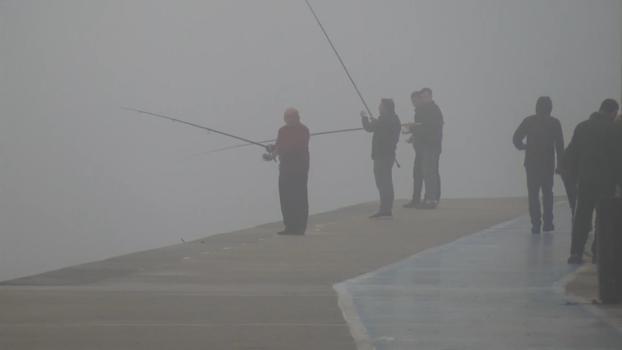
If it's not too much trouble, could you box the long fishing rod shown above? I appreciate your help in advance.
[303,0,373,118]
[304,1,400,168]
[197,121,412,156]
[122,107,270,151]
[196,127,368,156]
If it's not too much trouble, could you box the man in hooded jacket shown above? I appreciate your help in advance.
[513,96,565,234]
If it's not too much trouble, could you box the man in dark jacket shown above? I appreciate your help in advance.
[564,99,619,264]
[616,116,622,194]
[272,108,310,235]
[404,88,444,209]
[361,99,401,218]
[513,97,565,234]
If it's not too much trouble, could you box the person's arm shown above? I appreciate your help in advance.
[429,106,444,129]
[264,129,283,161]
[273,128,285,157]
[616,125,622,190]
[562,124,581,180]
[512,119,528,150]
[392,119,402,145]
[361,111,376,132]
[606,126,621,189]
[303,127,311,146]
[554,119,565,172]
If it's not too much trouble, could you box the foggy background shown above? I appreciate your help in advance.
[1,0,620,281]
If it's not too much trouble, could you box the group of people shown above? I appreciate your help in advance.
[269,88,444,235]
[513,97,622,265]
[359,88,445,218]
[270,91,621,268]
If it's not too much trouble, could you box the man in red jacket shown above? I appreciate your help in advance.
[270,108,310,235]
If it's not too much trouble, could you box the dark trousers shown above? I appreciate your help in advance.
[570,184,605,257]
[412,148,441,202]
[279,170,309,234]
[526,167,554,228]
[374,157,395,213]
[561,173,577,217]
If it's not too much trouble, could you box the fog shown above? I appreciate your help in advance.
[1,0,620,281]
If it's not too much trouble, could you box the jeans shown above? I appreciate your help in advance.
[412,148,441,202]
[526,167,554,228]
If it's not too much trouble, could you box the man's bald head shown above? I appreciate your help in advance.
[284,108,300,125]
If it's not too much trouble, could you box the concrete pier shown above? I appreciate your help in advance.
[1,198,618,349]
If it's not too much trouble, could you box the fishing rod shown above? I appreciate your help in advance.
[197,122,413,156]
[304,1,401,168]
[122,107,271,151]
[196,127,368,156]
[303,0,373,119]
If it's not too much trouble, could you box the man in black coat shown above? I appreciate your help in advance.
[361,99,401,218]
[564,99,619,264]
[513,97,565,234]
[404,88,444,209]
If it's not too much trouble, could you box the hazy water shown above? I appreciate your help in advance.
[1,0,620,281]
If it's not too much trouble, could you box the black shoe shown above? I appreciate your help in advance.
[567,255,584,265]
[369,212,392,219]
[420,200,439,210]
[543,224,555,232]
[278,230,304,236]
[403,200,420,209]
[531,226,541,235]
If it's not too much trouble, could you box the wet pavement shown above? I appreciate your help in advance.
[336,205,622,349]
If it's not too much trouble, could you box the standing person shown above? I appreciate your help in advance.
[404,88,444,209]
[361,99,401,218]
[565,99,619,264]
[403,90,424,208]
[270,108,310,235]
[616,115,622,196]
[513,97,564,234]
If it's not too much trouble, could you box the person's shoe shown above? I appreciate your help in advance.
[543,224,555,232]
[567,254,584,265]
[531,225,541,234]
[369,212,392,219]
[278,230,303,236]
[403,200,420,209]
[420,200,439,210]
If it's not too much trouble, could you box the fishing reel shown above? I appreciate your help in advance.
[262,153,276,162]
[262,144,277,162]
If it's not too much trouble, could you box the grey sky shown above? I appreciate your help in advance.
[0,0,620,281]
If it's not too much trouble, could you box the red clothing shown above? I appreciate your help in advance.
[276,122,310,172]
